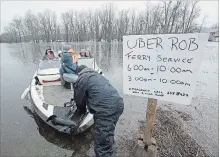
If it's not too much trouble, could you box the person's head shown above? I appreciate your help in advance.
[61,53,73,64]
[80,52,85,57]
[85,50,90,57]
[48,50,55,56]
[58,50,62,57]
[46,48,51,53]
[77,65,87,74]
[80,49,86,57]
[68,49,76,55]
[62,45,72,52]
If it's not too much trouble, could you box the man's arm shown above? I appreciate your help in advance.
[74,77,87,114]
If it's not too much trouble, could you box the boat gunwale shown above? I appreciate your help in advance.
[29,72,94,135]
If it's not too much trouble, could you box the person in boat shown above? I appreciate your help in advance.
[79,49,86,57]
[74,65,124,157]
[42,51,49,60]
[59,52,77,82]
[68,49,79,64]
[46,48,51,53]
[42,48,51,60]
[58,50,62,58]
[48,50,57,60]
[85,50,91,57]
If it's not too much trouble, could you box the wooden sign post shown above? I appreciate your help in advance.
[123,33,209,155]
[144,98,157,147]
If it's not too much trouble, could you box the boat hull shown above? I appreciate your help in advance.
[28,72,94,135]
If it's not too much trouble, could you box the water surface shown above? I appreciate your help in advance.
[0,42,218,156]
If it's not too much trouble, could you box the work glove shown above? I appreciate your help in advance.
[75,105,87,115]
[71,106,87,123]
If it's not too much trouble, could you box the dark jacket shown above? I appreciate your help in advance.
[74,68,124,118]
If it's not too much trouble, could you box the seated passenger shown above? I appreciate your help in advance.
[59,53,77,82]
[48,50,57,60]
[79,49,86,57]
[68,49,78,64]
[58,50,62,58]
[42,52,49,60]
[42,48,52,60]
[85,50,91,57]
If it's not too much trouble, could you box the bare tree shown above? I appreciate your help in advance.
[130,9,136,35]
[4,23,19,43]
[24,10,40,43]
[198,15,207,33]
[11,16,27,42]
[99,3,116,41]
[56,26,61,41]
[87,9,95,41]
[61,12,71,42]
[160,1,173,33]
[94,9,101,41]
[169,1,182,33]
[38,10,57,42]
[184,1,200,32]
[116,9,130,41]
[151,4,161,34]
[3,1,203,43]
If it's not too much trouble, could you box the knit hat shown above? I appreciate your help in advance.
[77,65,88,73]
[68,49,76,54]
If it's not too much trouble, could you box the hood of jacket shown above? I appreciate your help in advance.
[78,68,97,76]
[61,53,73,66]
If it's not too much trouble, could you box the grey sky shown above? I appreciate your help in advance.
[0,1,219,33]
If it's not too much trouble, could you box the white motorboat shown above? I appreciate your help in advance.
[21,57,103,135]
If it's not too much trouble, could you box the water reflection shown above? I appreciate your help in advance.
[23,106,93,156]
[7,42,123,156]
[7,42,123,71]
[7,43,43,64]
[1,42,218,156]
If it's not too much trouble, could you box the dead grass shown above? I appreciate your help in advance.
[138,107,207,157]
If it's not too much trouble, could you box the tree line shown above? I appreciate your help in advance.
[1,1,206,43]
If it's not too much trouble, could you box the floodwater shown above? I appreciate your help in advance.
[0,42,218,156]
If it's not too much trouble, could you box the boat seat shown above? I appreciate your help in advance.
[63,73,78,83]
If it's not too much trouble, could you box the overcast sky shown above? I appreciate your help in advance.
[0,1,219,33]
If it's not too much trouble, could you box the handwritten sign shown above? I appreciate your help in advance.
[123,33,208,105]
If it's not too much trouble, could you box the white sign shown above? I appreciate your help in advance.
[123,33,208,105]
